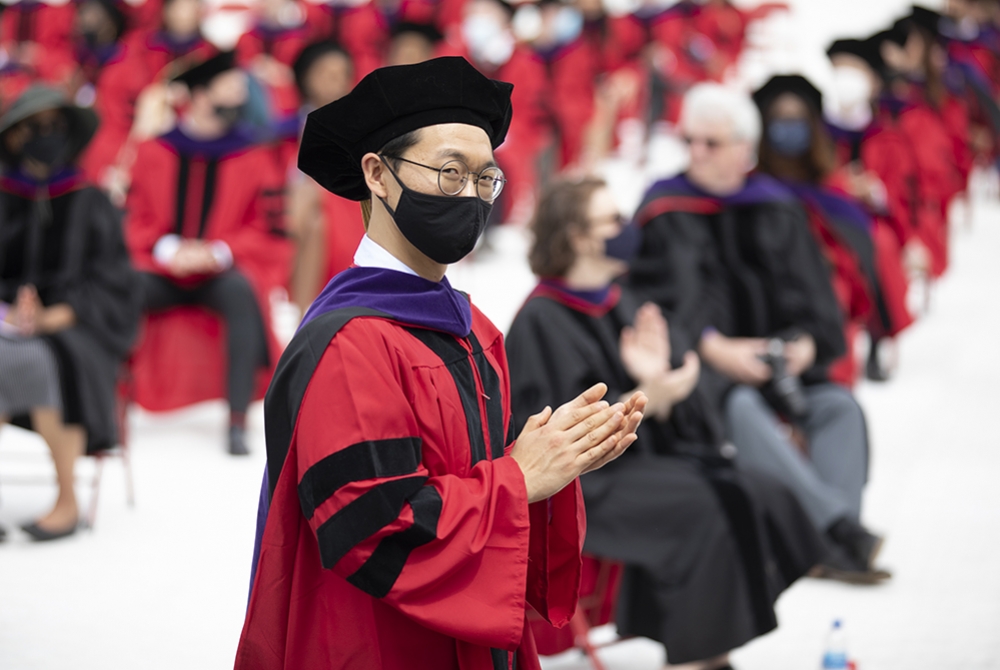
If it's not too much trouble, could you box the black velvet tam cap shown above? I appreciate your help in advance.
[827,37,885,75]
[753,74,823,117]
[173,51,238,91]
[298,56,514,201]
[908,6,943,36]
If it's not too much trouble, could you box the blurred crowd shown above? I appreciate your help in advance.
[1,0,999,664]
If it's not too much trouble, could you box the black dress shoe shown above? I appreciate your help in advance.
[809,543,892,585]
[21,520,78,542]
[229,425,250,456]
[828,518,884,570]
[0,524,7,542]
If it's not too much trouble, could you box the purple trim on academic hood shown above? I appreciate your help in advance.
[644,172,798,208]
[300,265,473,338]
[160,126,258,159]
[786,182,873,233]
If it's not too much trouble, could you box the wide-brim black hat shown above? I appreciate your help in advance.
[827,37,885,75]
[0,85,99,165]
[298,56,514,201]
[753,74,823,117]
[173,51,238,90]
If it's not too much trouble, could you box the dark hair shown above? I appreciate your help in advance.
[292,40,353,98]
[528,177,606,278]
[757,95,836,184]
[361,129,422,224]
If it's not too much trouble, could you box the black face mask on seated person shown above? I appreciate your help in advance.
[377,158,494,265]
[22,130,70,169]
[604,219,642,263]
[213,104,244,126]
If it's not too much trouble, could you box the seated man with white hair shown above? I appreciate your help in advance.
[626,83,890,584]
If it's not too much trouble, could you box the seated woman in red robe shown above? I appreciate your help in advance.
[0,87,141,542]
[125,53,291,455]
[753,74,893,386]
[0,0,78,100]
[282,40,365,312]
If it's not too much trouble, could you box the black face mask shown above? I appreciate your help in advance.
[604,220,642,263]
[23,131,70,168]
[213,104,243,126]
[378,159,493,265]
[80,29,102,50]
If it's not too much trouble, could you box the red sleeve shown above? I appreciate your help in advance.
[211,148,289,285]
[124,140,176,273]
[294,320,534,650]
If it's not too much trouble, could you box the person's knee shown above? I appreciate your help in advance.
[725,385,766,423]
[809,385,866,428]
[211,271,260,316]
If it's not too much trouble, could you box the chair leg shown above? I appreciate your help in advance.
[121,444,135,508]
[570,609,608,670]
[87,455,105,530]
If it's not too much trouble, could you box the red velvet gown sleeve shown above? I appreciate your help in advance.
[123,140,176,274]
[292,321,530,649]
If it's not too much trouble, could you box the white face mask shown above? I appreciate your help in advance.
[201,10,253,50]
[824,66,874,130]
[462,14,515,67]
[549,6,583,46]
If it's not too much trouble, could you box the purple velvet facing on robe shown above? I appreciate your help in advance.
[249,265,473,602]
[641,172,798,211]
[786,182,873,232]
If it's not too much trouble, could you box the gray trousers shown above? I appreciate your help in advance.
[725,383,868,531]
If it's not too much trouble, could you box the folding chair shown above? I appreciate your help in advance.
[528,555,627,670]
[85,368,135,529]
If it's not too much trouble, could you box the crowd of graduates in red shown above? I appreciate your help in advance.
[0,0,998,543]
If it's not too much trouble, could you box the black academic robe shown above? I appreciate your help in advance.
[0,170,142,452]
[506,284,824,664]
[628,174,846,408]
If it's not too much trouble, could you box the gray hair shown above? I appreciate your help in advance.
[679,83,762,145]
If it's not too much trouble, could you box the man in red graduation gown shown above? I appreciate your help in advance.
[125,52,290,455]
[235,57,646,670]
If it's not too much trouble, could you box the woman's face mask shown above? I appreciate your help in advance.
[767,118,812,158]
[378,158,494,265]
[22,129,70,168]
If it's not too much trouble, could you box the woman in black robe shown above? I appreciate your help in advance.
[506,177,825,669]
[0,86,141,541]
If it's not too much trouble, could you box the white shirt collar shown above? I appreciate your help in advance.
[353,235,419,277]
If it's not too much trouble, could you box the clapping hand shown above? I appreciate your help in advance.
[620,303,702,419]
[512,383,647,503]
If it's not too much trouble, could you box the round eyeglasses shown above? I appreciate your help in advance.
[383,155,506,202]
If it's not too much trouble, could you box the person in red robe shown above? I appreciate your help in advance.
[236,56,647,670]
[824,37,917,379]
[234,0,310,116]
[125,52,291,455]
[0,0,78,100]
[753,75,886,388]
[283,40,365,310]
[878,10,970,278]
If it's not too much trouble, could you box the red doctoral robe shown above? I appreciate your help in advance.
[236,269,585,670]
[124,128,291,411]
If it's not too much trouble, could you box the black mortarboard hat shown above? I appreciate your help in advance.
[293,40,352,97]
[908,6,943,36]
[827,37,885,75]
[298,56,514,201]
[390,21,444,44]
[173,51,238,91]
[753,74,823,117]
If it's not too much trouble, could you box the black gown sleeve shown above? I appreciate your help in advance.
[61,188,142,358]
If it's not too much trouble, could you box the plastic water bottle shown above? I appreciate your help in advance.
[822,619,848,669]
